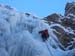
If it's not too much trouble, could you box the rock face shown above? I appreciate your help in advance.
[44,2,75,50]
[50,24,75,50]
[44,13,62,24]
[65,2,75,16]
[62,15,75,30]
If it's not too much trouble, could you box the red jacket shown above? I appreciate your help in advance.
[39,29,49,40]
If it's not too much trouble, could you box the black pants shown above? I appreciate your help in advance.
[41,34,49,41]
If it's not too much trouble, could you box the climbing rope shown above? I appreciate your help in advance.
[45,39,54,56]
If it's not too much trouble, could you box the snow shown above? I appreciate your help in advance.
[0,4,75,56]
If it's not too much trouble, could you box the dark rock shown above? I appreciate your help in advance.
[61,16,75,30]
[65,2,75,16]
[25,13,30,17]
[52,25,75,49]
[44,13,62,24]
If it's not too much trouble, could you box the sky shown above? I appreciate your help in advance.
[0,0,75,17]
